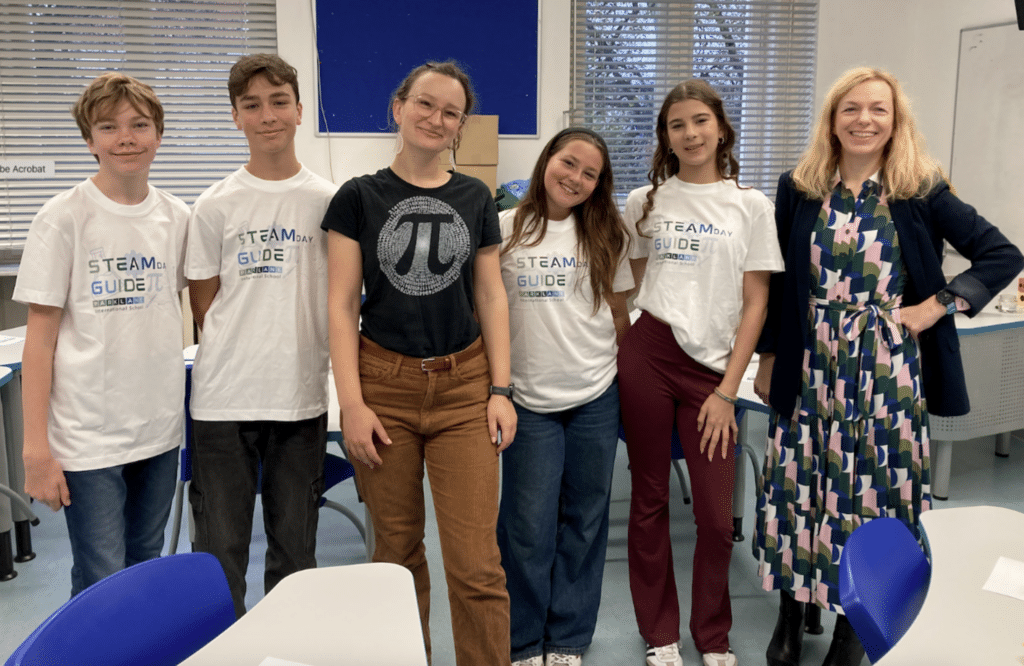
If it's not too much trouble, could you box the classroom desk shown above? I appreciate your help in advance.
[733,360,769,539]
[0,365,20,580]
[930,307,1024,499]
[0,327,36,577]
[876,506,1024,665]
[180,562,428,666]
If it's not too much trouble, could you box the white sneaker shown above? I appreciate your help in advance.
[701,651,737,666]
[646,643,682,666]
[546,654,582,666]
[512,657,543,666]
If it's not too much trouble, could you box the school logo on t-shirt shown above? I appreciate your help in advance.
[235,223,316,280]
[378,195,471,296]
[650,218,729,268]
[88,248,168,311]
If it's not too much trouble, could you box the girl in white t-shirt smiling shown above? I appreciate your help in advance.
[618,80,784,666]
[496,128,633,666]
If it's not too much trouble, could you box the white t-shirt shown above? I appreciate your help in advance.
[185,166,336,421]
[499,209,634,412]
[625,177,784,373]
[13,179,188,472]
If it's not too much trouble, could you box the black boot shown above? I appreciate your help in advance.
[821,615,866,666]
[766,589,804,666]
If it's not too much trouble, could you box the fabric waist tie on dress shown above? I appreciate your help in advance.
[812,297,905,417]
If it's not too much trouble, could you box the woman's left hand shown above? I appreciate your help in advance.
[487,394,517,453]
[697,391,738,461]
[899,296,947,339]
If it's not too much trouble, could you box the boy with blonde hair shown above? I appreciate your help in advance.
[16,72,188,596]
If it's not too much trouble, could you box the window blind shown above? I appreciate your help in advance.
[570,1,818,201]
[0,0,277,272]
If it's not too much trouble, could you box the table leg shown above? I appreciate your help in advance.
[0,393,15,580]
[364,504,374,562]
[0,530,15,581]
[1,375,33,560]
[14,520,34,562]
[732,448,745,542]
[732,410,750,542]
[932,439,952,501]
[994,432,1011,458]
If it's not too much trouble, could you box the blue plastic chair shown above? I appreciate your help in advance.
[5,552,235,666]
[838,516,931,663]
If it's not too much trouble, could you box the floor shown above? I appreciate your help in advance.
[2,427,1023,665]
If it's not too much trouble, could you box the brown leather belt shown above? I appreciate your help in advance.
[359,336,484,372]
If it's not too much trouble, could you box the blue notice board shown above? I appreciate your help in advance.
[314,1,539,136]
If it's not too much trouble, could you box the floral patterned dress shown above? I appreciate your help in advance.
[753,176,932,611]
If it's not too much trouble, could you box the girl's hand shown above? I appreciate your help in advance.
[697,391,738,461]
[341,403,391,469]
[753,353,774,404]
[487,395,517,453]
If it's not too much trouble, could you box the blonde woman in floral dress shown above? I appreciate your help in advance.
[753,67,1022,666]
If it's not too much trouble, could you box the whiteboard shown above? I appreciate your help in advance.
[948,21,1024,275]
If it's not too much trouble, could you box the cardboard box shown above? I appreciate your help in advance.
[455,115,498,165]
[456,164,498,195]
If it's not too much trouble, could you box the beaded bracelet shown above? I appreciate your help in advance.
[713,387,738,405]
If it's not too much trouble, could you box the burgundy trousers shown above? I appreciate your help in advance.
[618,312,735,654]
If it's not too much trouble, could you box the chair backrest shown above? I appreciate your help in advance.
[6,552,235,666]
[838,517,931,663]
[322,451,356,499]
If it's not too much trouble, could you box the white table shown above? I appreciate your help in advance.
[180,562,428,666]
[876,506,1024,665]
[930,307,1024,499]
[0,365,19,579]
[0,327,35,577]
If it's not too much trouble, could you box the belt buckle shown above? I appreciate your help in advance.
[421,357,436,372]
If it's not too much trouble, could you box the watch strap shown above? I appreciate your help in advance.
[936,289,958,315]
[489,385,514,398]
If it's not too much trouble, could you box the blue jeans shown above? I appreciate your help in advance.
[189,414,327,618]
[63,446,178,597]
[497,381,620,661]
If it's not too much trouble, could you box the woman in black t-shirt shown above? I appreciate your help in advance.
[321,61,515,666]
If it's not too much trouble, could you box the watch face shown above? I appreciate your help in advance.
[936,289,955,305]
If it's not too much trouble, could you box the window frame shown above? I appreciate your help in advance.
[0,0,278,273]
[570,0,819,202]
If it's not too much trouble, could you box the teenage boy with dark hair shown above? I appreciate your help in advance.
[185,53,336,617]
[16,72,189,596]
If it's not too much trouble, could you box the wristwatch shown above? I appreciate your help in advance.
[935,288,958,316]
[489,384,514,399]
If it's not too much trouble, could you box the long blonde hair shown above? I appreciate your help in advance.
[792,67,944,200]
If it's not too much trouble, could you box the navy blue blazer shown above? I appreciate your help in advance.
[758,172,1023,417]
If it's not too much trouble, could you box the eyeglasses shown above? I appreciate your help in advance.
[409,94,467,126]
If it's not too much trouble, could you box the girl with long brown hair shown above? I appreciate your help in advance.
[496,128,632,666]
[618,79,784,666]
